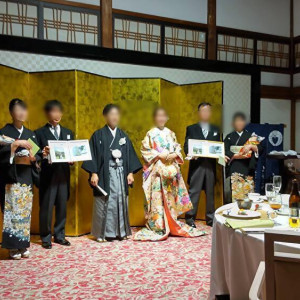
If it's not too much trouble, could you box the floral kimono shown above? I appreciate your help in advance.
[134,127,205,241]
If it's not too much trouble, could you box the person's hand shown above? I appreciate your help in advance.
[166,153,177,163]
[29,150,36,162]
[127,173,134,185]
[233,153,248,160]
[225,155,230,163]
[240,145,252,155]
[42,146,50,158]
[90,173,99,187]
[12,140,32,151]
[159,152,169,162]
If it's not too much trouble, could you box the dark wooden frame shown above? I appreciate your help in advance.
[264,232,300,300]
[0,34,261,123]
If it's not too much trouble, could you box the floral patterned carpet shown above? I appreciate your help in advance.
[0,222,212,300]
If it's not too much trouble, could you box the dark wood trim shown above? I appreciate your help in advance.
[101,0,113,48]
[207,0,216,60]
[291,100,296,149]
[261,86,292,99]
[293,87,300,99]
[42,0,100,10]
[0,34,261,123]
[265,233,300,300]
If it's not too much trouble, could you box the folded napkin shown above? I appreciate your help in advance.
[225,218,274,229]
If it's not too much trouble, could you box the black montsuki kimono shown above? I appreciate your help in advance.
[224,130,261,178]
[82,125,142,239]
[0,124,40,249]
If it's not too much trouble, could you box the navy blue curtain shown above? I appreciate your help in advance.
[246,123,284,193]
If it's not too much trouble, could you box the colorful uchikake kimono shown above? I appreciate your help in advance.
[134,127,205,241]
[0,124,39,249]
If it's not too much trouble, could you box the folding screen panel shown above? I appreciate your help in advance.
[0,65,223,235]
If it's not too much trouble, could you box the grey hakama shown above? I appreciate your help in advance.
[92,160,131,239]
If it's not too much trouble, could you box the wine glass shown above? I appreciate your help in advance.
[265,183,275,202]
[269,193,282,211]
[273,175,282,195]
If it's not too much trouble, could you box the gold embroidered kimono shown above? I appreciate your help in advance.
[134,127,205,241]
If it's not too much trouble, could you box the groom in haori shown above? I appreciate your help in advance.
[82,104,142,242]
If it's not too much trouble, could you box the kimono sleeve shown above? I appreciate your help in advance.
[171,131,184,164]
[127,138,142,174]
[224,134,234,158]
[81,132,99,174]
[141,132,160,165]
[0,145,12,164]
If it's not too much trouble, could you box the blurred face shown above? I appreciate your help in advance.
[46,106,63,126]
[154,109,168,128]
[198,105,211,123]
[105,108,120,128]
[233,117,246,132]
[10,104,28,123]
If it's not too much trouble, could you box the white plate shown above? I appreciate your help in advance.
[223,209,261,219]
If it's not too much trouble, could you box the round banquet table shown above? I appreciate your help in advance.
[209,196,300,300]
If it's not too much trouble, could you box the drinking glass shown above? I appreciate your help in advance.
[273,175,282,195]
[265,183,275,202]
[269,193,282,211]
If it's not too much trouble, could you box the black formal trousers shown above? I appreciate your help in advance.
[185,160,215,226]
[39,165,68,243]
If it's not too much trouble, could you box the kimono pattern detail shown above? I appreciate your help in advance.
[134,127,205,241]
[231,172,254,201]
[3,183,33,244]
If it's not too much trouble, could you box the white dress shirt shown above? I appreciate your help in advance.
[49,124,61,139]
[14,125,24,138]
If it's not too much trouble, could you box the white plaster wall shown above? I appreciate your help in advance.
[260,99,291,150]
[112,0,207,23]
[217,0,290,37]
[261,72,290,87]
[294,0,300,36]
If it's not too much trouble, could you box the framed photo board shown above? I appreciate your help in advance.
[188,139,225,159]
[48,139,92,163]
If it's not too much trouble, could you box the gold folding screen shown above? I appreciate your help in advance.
[0,65,223,236]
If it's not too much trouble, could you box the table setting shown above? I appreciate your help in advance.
[209,175,300,300]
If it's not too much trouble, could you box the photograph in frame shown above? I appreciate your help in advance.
[48,140,71,163]
[69,140,92,162]
[188,139,225,159]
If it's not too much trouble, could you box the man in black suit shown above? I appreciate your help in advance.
[184,102,220,227]
[35,100,73,249]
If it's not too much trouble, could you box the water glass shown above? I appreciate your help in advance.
[273,175,282,195]
[265,183,275,202]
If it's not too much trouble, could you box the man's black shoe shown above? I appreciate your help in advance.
[186,218,197,228]
[42,242,52,249]
[54,239,71,246]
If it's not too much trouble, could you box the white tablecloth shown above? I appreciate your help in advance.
[209,196,300,300]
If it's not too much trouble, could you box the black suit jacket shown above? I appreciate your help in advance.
[184,123,221,184]
[35,124,74,200]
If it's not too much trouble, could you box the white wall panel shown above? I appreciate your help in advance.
[261,99,291,150]
[295,0,300,37]
[294,73,300,87]
[112,0,207,23]
[217,0,290,37]
[261,72,290,87]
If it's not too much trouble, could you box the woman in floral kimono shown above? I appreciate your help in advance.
[0,99,39,259]
[134,108,205,241]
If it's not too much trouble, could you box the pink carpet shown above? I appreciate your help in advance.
[0,223,212,299]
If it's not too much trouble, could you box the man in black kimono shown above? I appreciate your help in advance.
[82,104,142,242]
[35,100,74,249]
[184,102,220,227]
[224,112,261,203]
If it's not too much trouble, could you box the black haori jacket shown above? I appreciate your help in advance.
[82,125,142,197]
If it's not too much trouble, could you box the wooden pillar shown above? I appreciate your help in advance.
[101,0,113,48]
[207,0,217,60]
